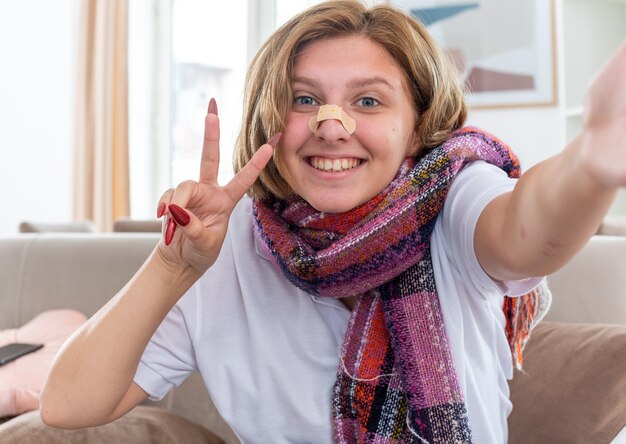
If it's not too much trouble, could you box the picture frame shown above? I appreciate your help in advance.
[388,0,557,108]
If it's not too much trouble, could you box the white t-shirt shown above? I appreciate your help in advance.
[134,161,543,444]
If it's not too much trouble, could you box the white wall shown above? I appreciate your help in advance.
[467,107,563,172]
[0,0,77,235]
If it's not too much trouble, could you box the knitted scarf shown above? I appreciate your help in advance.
[252,127,550,443]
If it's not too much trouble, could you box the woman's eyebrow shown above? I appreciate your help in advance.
[348,77,396,91]
[291,76,320,88]
[291,76,396,91]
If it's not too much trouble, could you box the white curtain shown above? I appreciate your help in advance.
[73,0,129,231]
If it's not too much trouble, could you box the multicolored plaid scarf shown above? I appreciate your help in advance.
[252,127,550,443]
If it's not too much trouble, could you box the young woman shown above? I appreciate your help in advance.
[41,1,626,443]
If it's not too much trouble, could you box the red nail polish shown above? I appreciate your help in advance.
[169,204,190,226]
[165,219,176,246]
[208,98,218,116]
[157,203,166,218]
[266,132,282,148]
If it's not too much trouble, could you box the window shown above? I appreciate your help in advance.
[129,0,377,219]
[170,0,249,187]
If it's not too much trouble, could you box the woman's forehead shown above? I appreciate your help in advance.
[291,36,405,84]
[290,36,410,95]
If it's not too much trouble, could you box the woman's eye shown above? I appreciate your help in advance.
[294,96,317,106]
[357,97,379,107]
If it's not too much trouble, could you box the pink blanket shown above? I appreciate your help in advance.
[0,310,86,417]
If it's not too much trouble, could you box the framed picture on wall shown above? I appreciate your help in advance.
[388,0,557,108]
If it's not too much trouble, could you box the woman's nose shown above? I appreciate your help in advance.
[313,118,352,143]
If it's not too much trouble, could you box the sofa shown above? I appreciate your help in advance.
[1,231,626,443]
[0,233,237,443]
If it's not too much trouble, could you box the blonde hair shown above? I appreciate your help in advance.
[234,0,467,200]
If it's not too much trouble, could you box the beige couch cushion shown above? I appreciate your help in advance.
[547,235,626,325]
[0,406,224,443]
[508,321,626,443]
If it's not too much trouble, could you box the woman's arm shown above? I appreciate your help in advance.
[475,43,626,281]
[40,99,276,429]
[40,250,200,428]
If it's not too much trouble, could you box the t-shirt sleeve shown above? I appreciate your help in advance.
[438,160,544,298]
[133,287,199,401]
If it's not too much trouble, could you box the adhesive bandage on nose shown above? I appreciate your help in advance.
[308,104,356,135]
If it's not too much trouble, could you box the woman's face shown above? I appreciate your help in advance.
[279,35,418,213]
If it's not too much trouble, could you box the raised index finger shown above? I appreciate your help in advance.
[224,134,281,203]
[199,98,220,184]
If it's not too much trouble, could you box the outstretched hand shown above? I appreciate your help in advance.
[580,42,626,188]
[156,98,279,274]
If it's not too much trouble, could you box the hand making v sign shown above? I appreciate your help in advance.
[156,98,279,275]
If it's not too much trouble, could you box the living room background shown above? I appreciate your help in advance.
[1,0,624,234]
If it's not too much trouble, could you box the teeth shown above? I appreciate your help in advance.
[310,156,361,172]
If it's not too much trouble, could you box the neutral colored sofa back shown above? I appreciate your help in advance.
[7,232,624,329]
[546,234,626,325]
[1,234,157,329]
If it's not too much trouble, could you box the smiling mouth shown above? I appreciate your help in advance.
[308,156,362,172]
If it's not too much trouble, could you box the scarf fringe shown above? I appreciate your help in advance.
[504,281,552,370]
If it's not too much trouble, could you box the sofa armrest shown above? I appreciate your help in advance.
[18,221,95,233]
